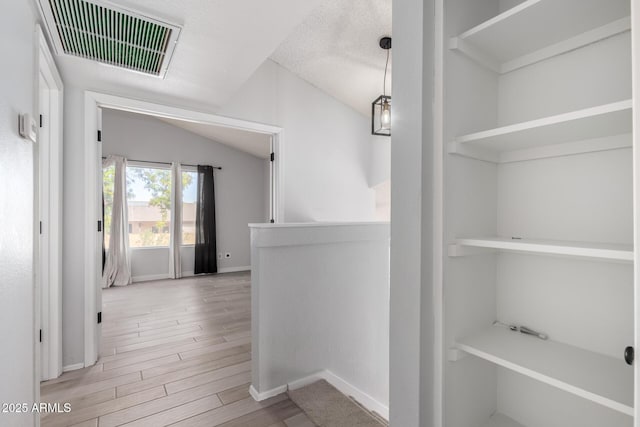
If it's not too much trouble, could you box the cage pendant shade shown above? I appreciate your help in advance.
[372,36,392,136]
[372,95,391,136]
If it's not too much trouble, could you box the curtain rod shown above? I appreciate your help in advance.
[102,157,222,170]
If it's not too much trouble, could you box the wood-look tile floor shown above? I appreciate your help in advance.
[41,272,315,427]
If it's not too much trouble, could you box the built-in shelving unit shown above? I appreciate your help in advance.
[449,100,632,163]
[449,0,630,73]
[449,237,633,262]
[441,0,635,425]
[456,326,633,416]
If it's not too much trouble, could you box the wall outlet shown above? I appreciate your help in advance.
[217,253,223,260]
[225,253,231,258]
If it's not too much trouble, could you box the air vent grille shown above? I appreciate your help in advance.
[39,0,181,77]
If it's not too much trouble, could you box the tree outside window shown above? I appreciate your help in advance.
[103,164,194,249]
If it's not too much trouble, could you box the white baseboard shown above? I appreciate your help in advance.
[132,273,172,283]
[319,370,389,421]
[218,266,251,273]
[252,370,389,421]
[182,266,250,276]
[249,384,287,401]
[62,363,84,372]
[171,265,251,277]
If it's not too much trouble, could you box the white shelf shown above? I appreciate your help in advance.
[449,101,632,163]
[484,413,524,427]
[449,0,630,73]
[449,237,633,262]
[456,326,633,416]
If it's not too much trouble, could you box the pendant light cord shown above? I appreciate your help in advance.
[383,48,390,97]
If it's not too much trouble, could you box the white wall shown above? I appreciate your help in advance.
[499,0,524,13]
[0,1,38,425]
[370,135,391,221]
[250,223,389,417]
[498,32,630,126]
[102,109,268,279]
[61,59,378,366]
[374,180,391,221]
[389,0,436,425]
[220,60,376,222]
[370,135,391,187]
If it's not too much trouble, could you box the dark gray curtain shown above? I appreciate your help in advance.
[194,165,217,274]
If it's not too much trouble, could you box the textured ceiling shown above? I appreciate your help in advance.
[159,117,271,159]
[44,0,323,108]
[270,0,392,117]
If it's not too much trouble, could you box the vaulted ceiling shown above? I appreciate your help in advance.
[48,0,391,117]
[159,117,271,159]
[270,0,392,117]
[50,0,325,108]
[46,0,392,154]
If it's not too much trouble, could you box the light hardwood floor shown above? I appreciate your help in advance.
[41,272,314,427]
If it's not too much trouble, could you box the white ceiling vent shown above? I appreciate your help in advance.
[38,0,181,78]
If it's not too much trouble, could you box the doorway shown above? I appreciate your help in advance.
[100,108,274,282]
[83,92,283,366]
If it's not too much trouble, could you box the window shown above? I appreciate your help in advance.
[182,170,197,245]
[104,163,198,248]
[126,165,172,248]
[102,164,115,250]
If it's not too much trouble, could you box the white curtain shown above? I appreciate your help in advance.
[102,155,132,288]
[169,162,182,279]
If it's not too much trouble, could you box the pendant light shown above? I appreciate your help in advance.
[372,36,392,136]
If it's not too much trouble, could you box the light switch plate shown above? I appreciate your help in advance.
[18,114,37,143]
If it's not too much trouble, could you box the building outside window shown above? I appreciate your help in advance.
[103,163,197,249]
[126,165,172,248]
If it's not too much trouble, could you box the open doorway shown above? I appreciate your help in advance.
[83,92,283,367]
[100,108,274,283]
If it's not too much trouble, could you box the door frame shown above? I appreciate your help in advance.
[632,1,640,424]
[83,91,284,366]
[35,25,64,382]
